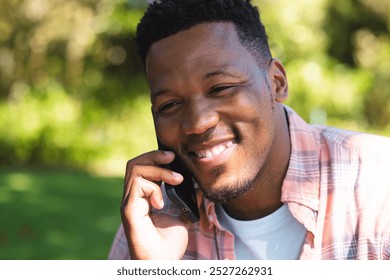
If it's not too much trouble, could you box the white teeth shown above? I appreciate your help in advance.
[195,141,233,159]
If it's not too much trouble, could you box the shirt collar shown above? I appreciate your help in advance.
[281,105,320,211]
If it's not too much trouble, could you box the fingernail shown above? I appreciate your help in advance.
[163,150,174,156]
[172,171,182,177]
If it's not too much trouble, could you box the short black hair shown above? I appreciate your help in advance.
[135,0,272,68]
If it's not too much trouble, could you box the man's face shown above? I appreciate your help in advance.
[147,22,283,203]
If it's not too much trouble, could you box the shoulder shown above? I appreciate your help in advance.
[316,125,390,148]
[313,125,390,162]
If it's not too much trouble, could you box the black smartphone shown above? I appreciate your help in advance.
[157,140,200,223]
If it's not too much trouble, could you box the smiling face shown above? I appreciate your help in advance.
[147,22,288,204]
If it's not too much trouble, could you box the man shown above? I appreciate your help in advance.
[109,0,390,260]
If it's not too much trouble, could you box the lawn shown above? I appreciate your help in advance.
[0,168,124,259]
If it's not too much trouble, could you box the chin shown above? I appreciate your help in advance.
[199,178,254,204]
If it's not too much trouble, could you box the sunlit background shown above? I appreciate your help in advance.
[0,0,389,259]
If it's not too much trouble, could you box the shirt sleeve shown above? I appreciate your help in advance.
[108,224,130,260]
[383,236,390,260]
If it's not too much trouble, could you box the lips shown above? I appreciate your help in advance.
[194,140,234,159]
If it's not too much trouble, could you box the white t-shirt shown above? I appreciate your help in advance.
[215,203,306,260]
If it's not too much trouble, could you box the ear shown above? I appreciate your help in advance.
[268,58,288,102]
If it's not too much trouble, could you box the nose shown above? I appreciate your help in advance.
[181,99,219,135]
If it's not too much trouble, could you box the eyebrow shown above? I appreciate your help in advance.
[202,68,242,80]
[150,88,170,103]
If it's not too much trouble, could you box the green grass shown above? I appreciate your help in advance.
[0,168,123,259]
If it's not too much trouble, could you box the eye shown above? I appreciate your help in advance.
[207,84,238,96]
[157,100,182,113]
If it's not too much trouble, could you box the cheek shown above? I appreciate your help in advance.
[233,85,273,116]
[154,119,180,150]
[234,93,276,161]
[232,91,275,135]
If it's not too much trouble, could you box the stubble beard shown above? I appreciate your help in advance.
[198,164,256,204]
[201,178,255,204]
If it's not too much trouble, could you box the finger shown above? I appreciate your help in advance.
[121,179,156,225]
[122,165,183,209]
[131,164,183,185]
[122,176,163,214]
[124,150,175,182]
[122,165,183,200]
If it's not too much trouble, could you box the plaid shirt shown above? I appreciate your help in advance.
[109,106,390,260]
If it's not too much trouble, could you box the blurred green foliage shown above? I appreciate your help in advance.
[0,0,154,174]
[1,0,390,175]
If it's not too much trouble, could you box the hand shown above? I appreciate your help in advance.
[120,150,191,259]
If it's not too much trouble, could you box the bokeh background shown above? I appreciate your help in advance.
[0,0,389,259]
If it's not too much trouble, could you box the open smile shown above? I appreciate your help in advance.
[190,139,238,166]
[194,140,234,159]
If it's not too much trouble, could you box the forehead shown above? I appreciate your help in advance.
[146,22,246,76]
[146,22,257,100]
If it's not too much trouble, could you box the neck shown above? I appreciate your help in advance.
[222,105,291,220]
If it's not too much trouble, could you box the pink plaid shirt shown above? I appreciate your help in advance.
[109,106,390,260]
